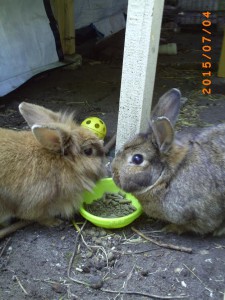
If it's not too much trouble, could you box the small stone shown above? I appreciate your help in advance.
[88,275,103,289]
[51,283,65,294]
[7,246,13,254]
[174,267,183,274]
[181,269,189,277]
[109,260,115,267]
[88,229,95,236]
[107,252,115,261]
[140,270,149,277]
[93,230,100,238]
[95,238,103,245]
[92,256,100,266]
[181,281,187,288]
[99,229,107,237]
[101,240,108,247]
[96,261,105,270]
[86,251,93,258]
[82,265,91,273]
[114,234,121,241]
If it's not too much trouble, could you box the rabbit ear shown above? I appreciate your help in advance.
[151,88,181,126]
[152,117,174,154]
[19,102,60,128]
[32,125,71,153]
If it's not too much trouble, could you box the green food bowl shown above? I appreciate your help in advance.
[80,178,142,229]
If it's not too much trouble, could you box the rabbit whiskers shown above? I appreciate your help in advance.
[135,169,166,195]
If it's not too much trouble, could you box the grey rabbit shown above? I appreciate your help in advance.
[112,88,225,235]
[0,102,105,229]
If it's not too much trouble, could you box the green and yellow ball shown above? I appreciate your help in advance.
[81,117,107,140]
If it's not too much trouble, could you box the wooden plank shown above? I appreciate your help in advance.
[218,28,225,78]
[51,0,75,55]
[115,0,165,151]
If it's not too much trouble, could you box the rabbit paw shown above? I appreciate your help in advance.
[162,224,188,235]
[38,218,63,227]
[213,226,225,237]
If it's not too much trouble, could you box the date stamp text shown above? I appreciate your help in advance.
[202,11,212,95]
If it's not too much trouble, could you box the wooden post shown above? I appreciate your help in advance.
[115,0,165,152]
[218,28,225,78]
[51,0,75,55]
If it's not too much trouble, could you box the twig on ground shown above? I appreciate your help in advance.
[0,237,11,257]
[80,233,109,267]
[71,220,109,270]
[214,243,225,249]
[72,221,81,233]
[113,264,136,300]
[67,221,189,299]
[13,275,29,295]
[36,277,188,299]
[68,220,108,288]
[67,285,78,299]
[67,220,89,286]
[101,288,188,299]
[34,278,67,285]
[0,221,32,239]
[103,262,187,299]
[183,264,203,284]
[121,264,136,300]
[131,227,192,253]
[112,247,159,255]
[183,264,213,296]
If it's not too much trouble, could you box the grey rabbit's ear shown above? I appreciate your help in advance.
[152,117,174,154]
[19,102,61,128]
[151,88,181,126]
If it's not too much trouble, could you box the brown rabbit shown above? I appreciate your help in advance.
[0,102,105,228]
[112,88,225,236]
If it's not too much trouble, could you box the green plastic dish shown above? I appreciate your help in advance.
[80,178,142,229]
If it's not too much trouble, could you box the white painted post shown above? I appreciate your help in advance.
[116,0,165,152]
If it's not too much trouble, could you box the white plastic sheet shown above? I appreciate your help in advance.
[74,0,128,30]
[93,12,126,37]
[0,0,60,96]
[0,0,128,96]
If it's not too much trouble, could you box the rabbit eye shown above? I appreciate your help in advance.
[84,148,93,156]
[132,154,144,165]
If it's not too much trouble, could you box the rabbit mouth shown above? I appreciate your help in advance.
[112,172,121,187]
[113,168,166,195]
[112,173,150,193]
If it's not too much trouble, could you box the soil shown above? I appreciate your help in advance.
[0,27,225,300]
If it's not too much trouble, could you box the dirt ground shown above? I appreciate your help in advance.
[0,27,225,300]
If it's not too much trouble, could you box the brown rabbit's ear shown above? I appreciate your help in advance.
[19,102,60,128]
[152,117,174,154]
[151,88,181,126]
[32,125,71,153]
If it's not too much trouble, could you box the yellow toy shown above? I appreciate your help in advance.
[81,117,107,140]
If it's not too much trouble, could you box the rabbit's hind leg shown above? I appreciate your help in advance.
[213,221,225,236]
[37,217,64,227]
[0,220,32,239]
[161,223,191,235]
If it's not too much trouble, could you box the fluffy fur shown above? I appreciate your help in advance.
[112,89,225,235]
[0,102,105,226]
